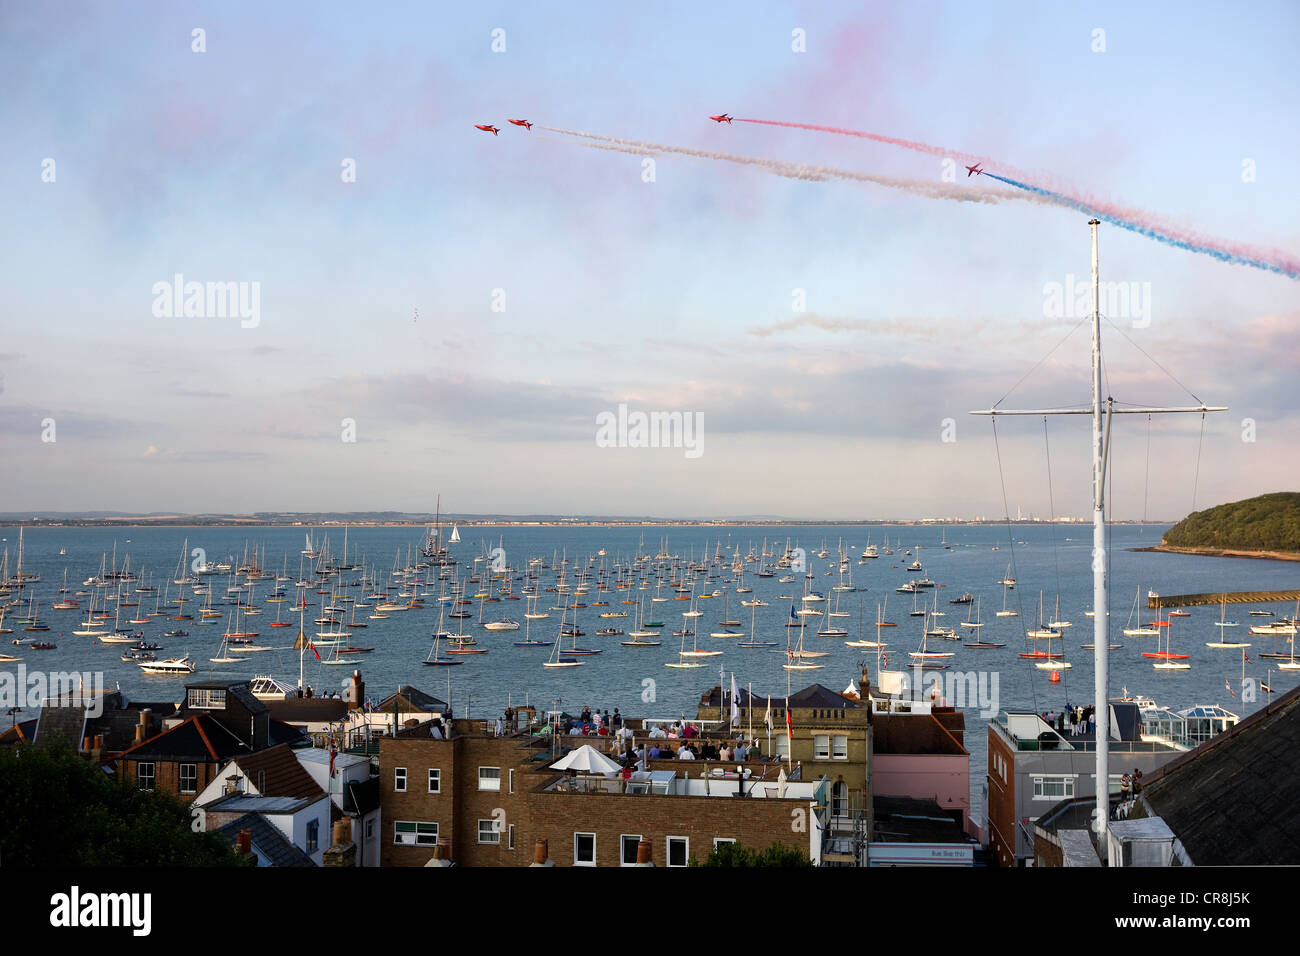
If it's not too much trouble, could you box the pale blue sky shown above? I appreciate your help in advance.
[1,1,1297,518]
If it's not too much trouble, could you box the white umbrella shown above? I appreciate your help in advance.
[550,743,623,775]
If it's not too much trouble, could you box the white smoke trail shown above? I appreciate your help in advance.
[541,127,1054,207]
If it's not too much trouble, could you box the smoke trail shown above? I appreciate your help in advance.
[540,127,1054,207]
[739,117,1300,280]
[984,173,1300,279]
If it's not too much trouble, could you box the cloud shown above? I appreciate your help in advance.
[746,313,980,343]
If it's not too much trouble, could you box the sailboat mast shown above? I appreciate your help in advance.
[1090,219,1110,837]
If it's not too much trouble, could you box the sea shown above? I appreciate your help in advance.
[3,522,1296,821]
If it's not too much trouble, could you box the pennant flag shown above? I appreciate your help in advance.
[310,640,321,661]
[785,704,793,741]
[1226,680,1235,698]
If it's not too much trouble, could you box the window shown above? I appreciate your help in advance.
[774,735,790,759]
[508,769,515,794]
[394,821,438,846]
[478,819,501,845]
[136,762,155,790]
[306,819,319,854]
[179,763,197,794]
[814,734,830,759]
[365,820,374,839]
[1032,775,1075,800]
[620,834,642,866]
[666,836,689,867]
[714,838,736,849]
[186,688,226,710]
[427,769,440,793]
[508,824,516,850]
[478,767,501,791]
[574,832,596,866]
[394,768,407,792]
[832,735,848,759]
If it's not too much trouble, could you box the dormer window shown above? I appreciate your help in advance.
[188,688,227,710]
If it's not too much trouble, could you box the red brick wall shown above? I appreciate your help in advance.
[524,788,810,867]
[985,729,1016,868]
[117,757,217,804]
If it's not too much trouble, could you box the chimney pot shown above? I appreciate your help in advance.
[534,839,548,864]
[636,838,653,866]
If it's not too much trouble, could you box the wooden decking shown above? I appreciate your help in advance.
[1148,590,1300,609]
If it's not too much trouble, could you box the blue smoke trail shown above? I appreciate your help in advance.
[983,172,1299,280]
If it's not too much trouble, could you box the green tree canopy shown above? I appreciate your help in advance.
[691,840,812,867]
[0,740,249,866]
[1162,492,1300,553]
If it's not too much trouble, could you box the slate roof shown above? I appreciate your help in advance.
[1136,683,1300,865]
[377,685,448,713]
[873,795,968,843]
[0,718,38,746]
[872,713,968,756]
[114,714,243,763]
[266,698,350,724]
[342,776,380,816]
[224,744,325,799]
[215,813,316,867]
[787,684,862,709]
[269,719,311,748]
[33,702,88,749]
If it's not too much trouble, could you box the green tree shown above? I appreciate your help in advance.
[1163,492,1300,553]
[691,840,812,867]
[0,740,250,866]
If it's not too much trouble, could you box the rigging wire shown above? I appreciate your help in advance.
[1191,412,1207,514]
[992,318,1090,410]
[1102,316,1204,406]
[990,416,1037,716]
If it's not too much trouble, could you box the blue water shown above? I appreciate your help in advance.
[3,523,1296,819]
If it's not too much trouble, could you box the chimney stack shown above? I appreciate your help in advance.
[635,838,654,866]
[529,838,555,867]
[134,709,152,744]
[348,670,365,712]
[422,836,456,867]
[237,829,252,855]
[323,819,358,868]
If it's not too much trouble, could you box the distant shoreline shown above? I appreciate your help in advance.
[1136,544,1300,564]
[2,518,1174,530]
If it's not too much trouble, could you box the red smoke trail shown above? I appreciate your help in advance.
[738,117,1299,280]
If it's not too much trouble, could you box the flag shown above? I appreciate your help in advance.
[1226,680,1235,698]
[1244,654,1253,663]
[730,673,740,727]
[329,741,338,777]
[764,695,773,733]
[785,699,793,741]
[310,640,320,661]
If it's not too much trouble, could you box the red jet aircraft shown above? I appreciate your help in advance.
[708,113,733,124]
[965,163,983,177]
[475,124,500,136]
[507,119,533,130]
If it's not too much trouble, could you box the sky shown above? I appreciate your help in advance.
[1,1,1297,520]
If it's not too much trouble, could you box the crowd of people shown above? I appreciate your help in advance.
[555,709,767,769]
[1043,702,1098,736]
